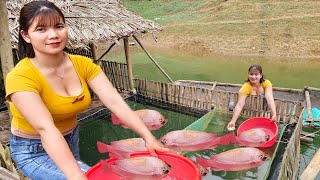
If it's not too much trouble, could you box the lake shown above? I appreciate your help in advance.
[103,47,320,89]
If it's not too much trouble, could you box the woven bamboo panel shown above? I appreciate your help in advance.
[278,116,303,180]
[97,60,130,92]
[134,79,305,124]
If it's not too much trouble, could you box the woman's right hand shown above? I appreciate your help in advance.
[227,121,236,131]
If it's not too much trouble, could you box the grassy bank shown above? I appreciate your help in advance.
[123,0,320,58]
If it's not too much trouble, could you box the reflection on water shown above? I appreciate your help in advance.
[105,47,320,88]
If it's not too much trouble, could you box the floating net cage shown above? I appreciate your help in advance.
[78,60,305,179]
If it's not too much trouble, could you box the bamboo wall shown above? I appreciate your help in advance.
[97,60,130,92]
[278,117,302,180]
[134,78,304,124]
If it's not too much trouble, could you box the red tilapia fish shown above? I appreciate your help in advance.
[100,156,171,179]
[196,147,269,171]
[112,109,168,130]
[235,128,272,147]
[97,138,147,158]
[159,130,234,151]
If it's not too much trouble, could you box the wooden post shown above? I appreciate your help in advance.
[0,0,14,79]
[0,0,14,115]
[89,43,97,61]
[300,148,320,180]
[304,89,313,124]
[123,37,135,94]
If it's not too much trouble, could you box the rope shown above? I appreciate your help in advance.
[78,107,108,122]
[300,129,320,139]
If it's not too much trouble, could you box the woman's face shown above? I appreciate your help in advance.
[21,15,68,56]
[248,69,262,84]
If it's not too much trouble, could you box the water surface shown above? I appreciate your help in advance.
[104,47,320,89]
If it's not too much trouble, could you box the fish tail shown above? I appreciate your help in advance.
[219,133,237,145]
[111,113,121,125]
[100,160,112,174]
[97,141,110,153]
[196,158,210,168]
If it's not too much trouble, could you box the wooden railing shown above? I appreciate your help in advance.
[97,60,130,92]
[134,78,305,124]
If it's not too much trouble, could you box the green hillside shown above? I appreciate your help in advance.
[123,0,320,58]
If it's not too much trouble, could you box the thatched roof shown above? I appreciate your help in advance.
[7,0,163,49]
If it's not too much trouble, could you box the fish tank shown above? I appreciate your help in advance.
[78,96,289,180]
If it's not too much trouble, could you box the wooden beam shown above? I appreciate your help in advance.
[300,148,320,180]
[0,0,14,79]
[305,90,313,124]
[97,42,116,61]
[89,43,97,61]
[132,35,174,83]
[123,37,135,93]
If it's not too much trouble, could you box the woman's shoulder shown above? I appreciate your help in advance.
[67,53,93,62]
[8,58,33,76]
[262,79,272,88]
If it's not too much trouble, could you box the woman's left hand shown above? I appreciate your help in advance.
[144,136,170,156]
[270,115,277,122]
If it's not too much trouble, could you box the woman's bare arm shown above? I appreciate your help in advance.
[89,73,168,154]
[227,93,247,129]
[264,86,277,121]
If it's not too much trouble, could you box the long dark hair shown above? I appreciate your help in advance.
[246,64,265,83]
[18,1,65,58]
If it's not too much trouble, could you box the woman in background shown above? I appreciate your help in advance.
[227,64,277,131]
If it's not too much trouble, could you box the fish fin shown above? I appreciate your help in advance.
[111,113,121,125]
[219,133,237,145]
[100,160,112,174]
[196,158,209,168]
[97,141,110,153]
[109,152,131,159]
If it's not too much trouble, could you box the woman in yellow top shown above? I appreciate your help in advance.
[227,65,277,131]
[5,1,168,180]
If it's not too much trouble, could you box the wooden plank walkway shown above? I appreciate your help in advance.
[300,148,320,180]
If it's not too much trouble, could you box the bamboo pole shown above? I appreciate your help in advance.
[123,37,135,94]
[132,35,174,83]
[89,43,97,61]
[0,0,14,116]
[305,90,313,124]
[97,42,116,61]
[0,0,14,80]
[176,80,303,93]
[300,148,320,180]
[305,86,320,92]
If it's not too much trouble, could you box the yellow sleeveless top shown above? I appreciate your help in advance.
[5,54,102,138]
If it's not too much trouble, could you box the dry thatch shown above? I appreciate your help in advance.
[7,0,163,49]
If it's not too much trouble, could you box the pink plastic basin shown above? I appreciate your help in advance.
[237,117,278,148]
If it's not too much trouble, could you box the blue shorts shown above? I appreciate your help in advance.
[10,125,90,180]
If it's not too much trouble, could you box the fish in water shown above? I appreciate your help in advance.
[97,138,147,158]
[112,109,168,130]
[235,128,271,147]
[159,130,235,151]
[100,156,171,179]
[196,147,269,171]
